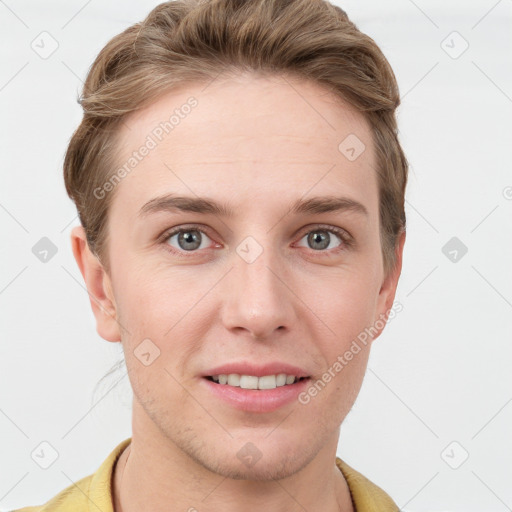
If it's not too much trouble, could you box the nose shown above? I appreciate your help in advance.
[220,239,297,341]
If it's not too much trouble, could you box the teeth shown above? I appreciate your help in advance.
[240,375,259,389]
[276,373,286,386]
[258,375,276,389]
[210,373,303,389]
[227,374,240,386]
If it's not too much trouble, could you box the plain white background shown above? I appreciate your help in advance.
[1,1,511,511]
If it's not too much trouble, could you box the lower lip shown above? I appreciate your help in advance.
[201,377,311,413]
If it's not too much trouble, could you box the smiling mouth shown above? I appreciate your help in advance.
[204,374,310,390]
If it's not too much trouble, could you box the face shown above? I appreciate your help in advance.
[74,72,403,481]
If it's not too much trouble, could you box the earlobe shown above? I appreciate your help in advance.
[70,226,121,342]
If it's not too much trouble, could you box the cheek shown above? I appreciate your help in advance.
[114,268,206,377]
[114,262,196,329]
[304,283,374,413]
[315,268,380,335]
[307,273,379,400]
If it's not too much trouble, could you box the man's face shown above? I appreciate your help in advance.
[94,73,401,479]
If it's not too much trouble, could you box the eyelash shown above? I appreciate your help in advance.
[159,224,353,258]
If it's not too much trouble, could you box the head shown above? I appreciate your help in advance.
[67,0,407,480]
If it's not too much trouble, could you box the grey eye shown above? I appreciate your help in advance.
[298,229,343,251]
[167,229,211,252]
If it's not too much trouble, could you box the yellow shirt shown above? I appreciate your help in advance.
[13,437,399,511]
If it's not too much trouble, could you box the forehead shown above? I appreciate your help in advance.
[111,73,377,218]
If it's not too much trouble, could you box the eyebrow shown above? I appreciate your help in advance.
[138,193,368,218]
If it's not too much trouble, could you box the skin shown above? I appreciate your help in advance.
[71,72,405,512]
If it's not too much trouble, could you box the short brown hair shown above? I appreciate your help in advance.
[64,0,408,276]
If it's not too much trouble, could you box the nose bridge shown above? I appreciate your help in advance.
[221,231,294,338]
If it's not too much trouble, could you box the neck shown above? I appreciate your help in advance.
[112,438,354,512]
[112,398,354,512]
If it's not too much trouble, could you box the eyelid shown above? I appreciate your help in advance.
[160,223,217,247]
[296,223,352,241]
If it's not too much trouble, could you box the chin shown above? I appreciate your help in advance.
[208,454,307,481]
[186,436,311,481]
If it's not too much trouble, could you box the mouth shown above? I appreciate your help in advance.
[201,373,312,412]
[203,374,311,389]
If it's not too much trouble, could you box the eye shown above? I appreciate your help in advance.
[296,226,351,253]
[163,226,216,254]
[160,224,352,257]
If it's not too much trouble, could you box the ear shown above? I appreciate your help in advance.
[372,230,406,341]
[70,225,121,342]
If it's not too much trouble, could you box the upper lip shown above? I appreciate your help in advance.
[201,361,311,378]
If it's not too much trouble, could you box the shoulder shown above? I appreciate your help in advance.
[10,473,93,511]
[335,457,400,512]
[10,437,131,512]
